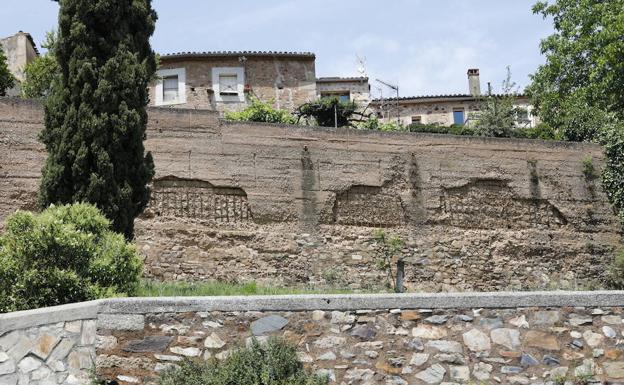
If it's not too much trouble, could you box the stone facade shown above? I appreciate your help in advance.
[2,293,624,385]
[0,32,39,96]
[370,95,538,128]
[0,98,621,292]
[149,52,317,113]
[317,77,371,105]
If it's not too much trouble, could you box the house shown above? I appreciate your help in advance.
[0,31,39,96]
[370,69,538,128]
[316,76,370,105]
[150,51,317,112]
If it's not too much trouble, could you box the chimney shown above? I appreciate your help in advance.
[467,68,481,96]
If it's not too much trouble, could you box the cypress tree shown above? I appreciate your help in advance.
[40,0,157,238]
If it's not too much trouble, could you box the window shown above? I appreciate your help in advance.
[516,108,530,125]
[212,67,245,102]
[411,116,422,125]
[219,74,238,95]
[453,109,465,125]
[321,92,350,103]
[154,68,186,106]
[163,76,179,102]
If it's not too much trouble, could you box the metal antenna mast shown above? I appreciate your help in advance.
[375,79,400,125]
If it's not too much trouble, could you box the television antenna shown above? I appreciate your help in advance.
[356,54,367,77]
[375,78,400,125]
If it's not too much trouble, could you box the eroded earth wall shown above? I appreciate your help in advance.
[1,98,621,291]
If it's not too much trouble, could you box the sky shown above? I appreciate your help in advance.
[1,0,553,97]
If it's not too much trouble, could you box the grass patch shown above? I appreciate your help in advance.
[135,280,363,297]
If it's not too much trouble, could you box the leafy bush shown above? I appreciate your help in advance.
[225,97,297,124]
[158,338,328,385]
[296,97,357,127]
[408,122,476,136]
[359,117,405,131]
[0,203,142,313]
[514,123,560,140]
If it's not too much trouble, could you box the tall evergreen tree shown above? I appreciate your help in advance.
[40,0,157,238]
[0,45,15,96]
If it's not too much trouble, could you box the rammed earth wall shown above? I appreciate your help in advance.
[1,292,624,385]
[0,97,622,291]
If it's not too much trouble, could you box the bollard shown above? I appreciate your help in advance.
[395,259,405,293]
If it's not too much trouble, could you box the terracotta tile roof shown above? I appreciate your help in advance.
[371,93,527,103]
[316,76,369,83]
[160,51,315,59]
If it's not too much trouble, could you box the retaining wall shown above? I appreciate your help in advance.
[1,292,624,384]
[1,97,622,291]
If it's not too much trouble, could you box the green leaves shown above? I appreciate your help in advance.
[39,0,157,239]
[296,96,358,127]
[157,338,328,385]
[225,97,297,124]
[0,45,15,96]
[0,203,142,313]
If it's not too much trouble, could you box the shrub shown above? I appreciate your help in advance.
[296,97,357,127]
[607,250,624,289]
[225,97,297,124]
[0,203,142,313]
[158,338,328,385]
[512,123,560,140]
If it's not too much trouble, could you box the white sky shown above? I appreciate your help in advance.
[1,0,553,97]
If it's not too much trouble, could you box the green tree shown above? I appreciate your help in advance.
[472,67,523,137]
[225,97,296,124]
[0,203,142,313]
[296,96,358,127]
[0,45,15,96]
[39,0,157,239]
[527,0,624,141]
[22,31,59,99]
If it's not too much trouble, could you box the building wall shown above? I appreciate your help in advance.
[0,98,621,292]
[374,96,538,127]
[317,79,371,105]
[2,293,624,384]
[0,32,38,96]
[149,55,317,113]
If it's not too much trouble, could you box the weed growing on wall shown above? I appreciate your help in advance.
[372,230,406,292]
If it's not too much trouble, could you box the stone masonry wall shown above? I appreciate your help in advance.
[1,98,622,292]
[0,302,99,385]
[151,55,317,112]
[2,293,624,385]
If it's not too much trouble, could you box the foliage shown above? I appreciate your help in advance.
[0,45,15,96]
[472,67,524,137]
[157,338,329,385]
[296,96,358,127]
[408,122,476,136]
[22,31,60,99]
[0,203,142,313]
[372,230,406,292]
[359,116,406,131]
[514,122,561,140]
[528,0,624,140]
[607,250,624,289]
[39,0,157,239]
[600,123,624,225]
[225,97,296,124]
